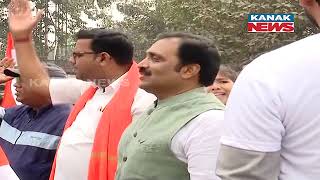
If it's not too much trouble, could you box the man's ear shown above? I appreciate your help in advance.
[98,52,111,65]
[180,64,201,79]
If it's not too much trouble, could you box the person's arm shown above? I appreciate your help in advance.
[49,78,91,104]
[14,41,50,105]
[216,61,284,180]
[216,145,280,180]
[8,0,50,106]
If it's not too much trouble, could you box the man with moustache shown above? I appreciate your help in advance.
[6,0,155,179]
[216,0,320,180]
[116,32,225,180]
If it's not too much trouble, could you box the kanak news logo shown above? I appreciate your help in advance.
[248,13,294,32]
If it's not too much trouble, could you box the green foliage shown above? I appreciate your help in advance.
[116,0,319,67]
[0,0,9,57]
[0,0,318,69]
[0,0,113,62]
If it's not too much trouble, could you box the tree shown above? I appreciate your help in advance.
[116,0,319,67]
[0,0,114,63]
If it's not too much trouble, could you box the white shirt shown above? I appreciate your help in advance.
[50,76,156,180]
[220,33,320,180]
[172,109,224,180]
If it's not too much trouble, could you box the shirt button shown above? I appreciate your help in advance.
[123,156,127,162]
[133,132,137,137]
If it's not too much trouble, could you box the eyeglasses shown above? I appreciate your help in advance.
[72,52,96,59]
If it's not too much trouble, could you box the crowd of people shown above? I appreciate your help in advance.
[0,0,319,180]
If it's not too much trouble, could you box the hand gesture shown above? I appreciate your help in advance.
[8,0,43,40]
[0,57,15,84]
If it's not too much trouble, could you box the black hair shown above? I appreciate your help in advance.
[76,28,134,65]
[157,32,221,86]
[76,28,101,39]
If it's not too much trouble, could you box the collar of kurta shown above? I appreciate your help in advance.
[154,87,208,108]
[91,72,128,93]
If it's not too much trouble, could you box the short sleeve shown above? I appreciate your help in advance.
[220,65,285,152]
[49,78,91,105]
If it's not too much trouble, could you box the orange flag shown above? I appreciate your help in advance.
[1,32,17,108]
[0,33,19,180]
[0,33,15,165]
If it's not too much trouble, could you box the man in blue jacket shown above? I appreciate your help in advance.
[0,62,71,180]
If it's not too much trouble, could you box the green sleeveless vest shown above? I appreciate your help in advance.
[116,87,225,180]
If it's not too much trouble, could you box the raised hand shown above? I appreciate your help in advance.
[8,0,43,40]
[0,57,15,84]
